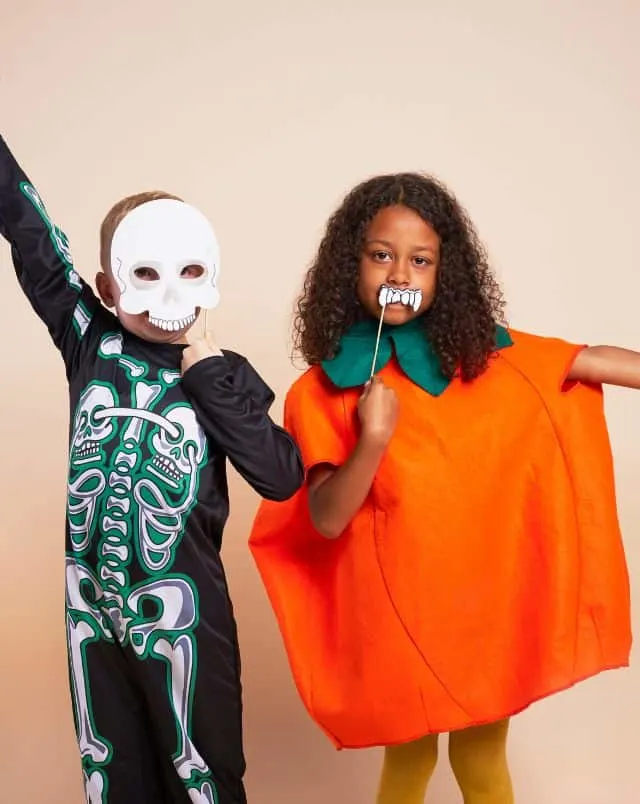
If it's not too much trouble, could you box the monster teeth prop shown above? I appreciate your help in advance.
[369,284,422,380]
[378,285,422,312]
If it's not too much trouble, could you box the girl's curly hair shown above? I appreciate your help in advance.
[293,173,506,382]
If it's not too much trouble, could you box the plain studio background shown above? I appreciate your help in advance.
[1,1,639,802]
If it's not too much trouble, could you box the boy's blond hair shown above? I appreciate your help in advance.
[99,191,183,272]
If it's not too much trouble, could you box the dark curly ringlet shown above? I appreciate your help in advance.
[293,173,507,382]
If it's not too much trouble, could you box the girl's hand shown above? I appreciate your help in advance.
[357,376,398,446]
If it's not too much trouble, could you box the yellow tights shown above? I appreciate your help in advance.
[376,719,513,804]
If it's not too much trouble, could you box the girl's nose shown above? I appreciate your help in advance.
[387,258,411,286]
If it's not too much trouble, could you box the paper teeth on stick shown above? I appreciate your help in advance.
[378,284,422,312]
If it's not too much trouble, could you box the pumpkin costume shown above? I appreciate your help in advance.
[248,318,632,749]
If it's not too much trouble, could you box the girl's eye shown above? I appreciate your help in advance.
[414,257,433,267]
[373,251,391,262]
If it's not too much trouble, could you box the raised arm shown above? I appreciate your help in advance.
[567,345,640,389]
[181,346,304,501]
[0,135,101,367]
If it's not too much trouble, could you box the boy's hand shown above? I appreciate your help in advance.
[181,332,223,375]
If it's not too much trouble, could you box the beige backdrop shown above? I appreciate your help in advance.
[1,1,639,802]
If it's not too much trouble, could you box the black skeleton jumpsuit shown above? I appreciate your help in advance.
[0,135,304,804]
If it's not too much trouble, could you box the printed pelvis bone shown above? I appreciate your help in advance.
[66,560,214,793]
[68,385,117,552]
[134,405,207,572]
[128,577,211,783]
[110,198,221,331]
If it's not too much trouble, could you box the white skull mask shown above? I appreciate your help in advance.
[110,199,220,331]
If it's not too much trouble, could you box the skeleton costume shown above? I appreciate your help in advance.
[0,136,304,804]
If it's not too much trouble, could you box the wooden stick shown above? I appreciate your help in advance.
[369,297,387,380]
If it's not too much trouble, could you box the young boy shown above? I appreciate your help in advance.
[0,134,304,804]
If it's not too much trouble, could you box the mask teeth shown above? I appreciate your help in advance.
[148,313,196,331]
[378,285,423,312]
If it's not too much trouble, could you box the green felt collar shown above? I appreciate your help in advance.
[321,317,512,396]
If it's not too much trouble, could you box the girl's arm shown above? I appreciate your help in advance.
[309,377,398,539]
[567,345,640,389]
[309,434,388,539]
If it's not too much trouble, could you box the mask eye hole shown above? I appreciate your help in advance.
[180,264,205,279]
[133,266,160,282]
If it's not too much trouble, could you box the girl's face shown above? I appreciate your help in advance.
[357,204,440,326]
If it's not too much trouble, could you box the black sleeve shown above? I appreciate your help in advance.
[181,350,305,502]
[0,135,103,374]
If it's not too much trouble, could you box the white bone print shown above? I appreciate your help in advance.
[65,335,216,801]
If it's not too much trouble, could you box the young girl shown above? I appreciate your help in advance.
[248,172,636,804]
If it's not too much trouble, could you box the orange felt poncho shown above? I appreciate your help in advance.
[248,329,631,749]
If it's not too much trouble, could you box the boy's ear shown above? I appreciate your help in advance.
[95,271,116,308]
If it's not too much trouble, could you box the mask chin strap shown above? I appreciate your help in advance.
[369,296,388,380]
